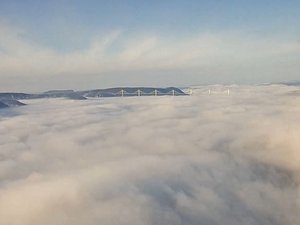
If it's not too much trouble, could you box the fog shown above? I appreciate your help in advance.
[0,85,299,225]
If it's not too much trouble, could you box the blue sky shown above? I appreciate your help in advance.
[0,0,299,91]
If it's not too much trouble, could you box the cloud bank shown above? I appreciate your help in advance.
[0,85,299,225]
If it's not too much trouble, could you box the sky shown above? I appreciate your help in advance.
[0,85,300,224]
[0,0,299,91]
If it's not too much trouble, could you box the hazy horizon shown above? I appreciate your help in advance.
[1,81,299,94]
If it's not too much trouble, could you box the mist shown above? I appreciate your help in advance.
[0,85,299,225]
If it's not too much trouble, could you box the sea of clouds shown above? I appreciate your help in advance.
[0,85,299,225]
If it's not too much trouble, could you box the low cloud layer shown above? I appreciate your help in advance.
[0,85,300,225]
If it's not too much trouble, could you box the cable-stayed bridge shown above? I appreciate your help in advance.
[80,87,187,98]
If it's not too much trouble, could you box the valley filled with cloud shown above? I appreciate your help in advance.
[0,85,299,225]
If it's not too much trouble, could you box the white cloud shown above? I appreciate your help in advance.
[0,85,299,225]
[0,23,299,91]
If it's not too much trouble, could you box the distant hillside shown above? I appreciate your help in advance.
[0,99,26,110]
[0,91,86,100]
[41,90,87,100]
[0,101,9,108]
[0,93,35,99]
[0,87,186,101]
[0,99,26,106]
